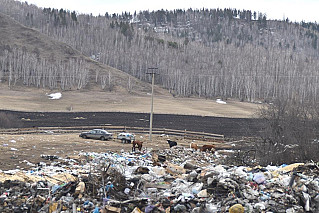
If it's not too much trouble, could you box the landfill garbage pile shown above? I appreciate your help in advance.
[0,147,318,212]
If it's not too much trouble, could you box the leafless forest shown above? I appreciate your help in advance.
[1,0,319,103]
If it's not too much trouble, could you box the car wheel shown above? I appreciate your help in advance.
[100,136,106,141]
[121,139,126,143]
[83,135,87,139]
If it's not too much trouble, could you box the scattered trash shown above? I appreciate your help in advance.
[0,147,318,212]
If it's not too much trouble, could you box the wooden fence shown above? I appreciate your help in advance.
[0,126,224,141]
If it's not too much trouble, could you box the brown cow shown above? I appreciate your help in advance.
[200,145,216,153]
[190,142,198,150]
[132,140,143,152]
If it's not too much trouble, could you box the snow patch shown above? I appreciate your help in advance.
[47,92,62,100]
[216,99,226,104]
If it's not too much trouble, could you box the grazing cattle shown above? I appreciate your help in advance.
[167,139,177,148]
[132,140,143,152]
[190,142,198,150]
[200,145,216,153]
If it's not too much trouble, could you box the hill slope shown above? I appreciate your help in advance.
[0,10,260,118]
[1,1,319,103]
[0,12,158,94]
[0,12,258,117]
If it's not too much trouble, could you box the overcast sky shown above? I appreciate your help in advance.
[22,0,318,23]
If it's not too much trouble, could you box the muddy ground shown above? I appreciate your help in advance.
[2,110,264,137]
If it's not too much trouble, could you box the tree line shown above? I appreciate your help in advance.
[0,46,118,91]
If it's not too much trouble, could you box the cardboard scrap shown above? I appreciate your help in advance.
[166,162,186,175]
[276,163,305,173]
[104,205,121,213]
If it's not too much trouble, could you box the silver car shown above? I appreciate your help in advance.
[79,129,112,141]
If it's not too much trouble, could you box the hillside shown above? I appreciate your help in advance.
[0,10,257,117]
[0,10,259,118]
[1,0,319,104]
[0,12,159,94]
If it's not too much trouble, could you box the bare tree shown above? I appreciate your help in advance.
[257,97,319,165]
[1,2,319,103]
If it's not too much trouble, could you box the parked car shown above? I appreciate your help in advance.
[79,129,112,141]
[117,132,135,143]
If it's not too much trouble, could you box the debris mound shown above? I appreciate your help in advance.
[0,148,318,212]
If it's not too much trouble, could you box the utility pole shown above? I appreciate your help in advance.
[147,67,158,142]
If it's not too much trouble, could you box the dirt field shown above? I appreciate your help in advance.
[0,133,230,171]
